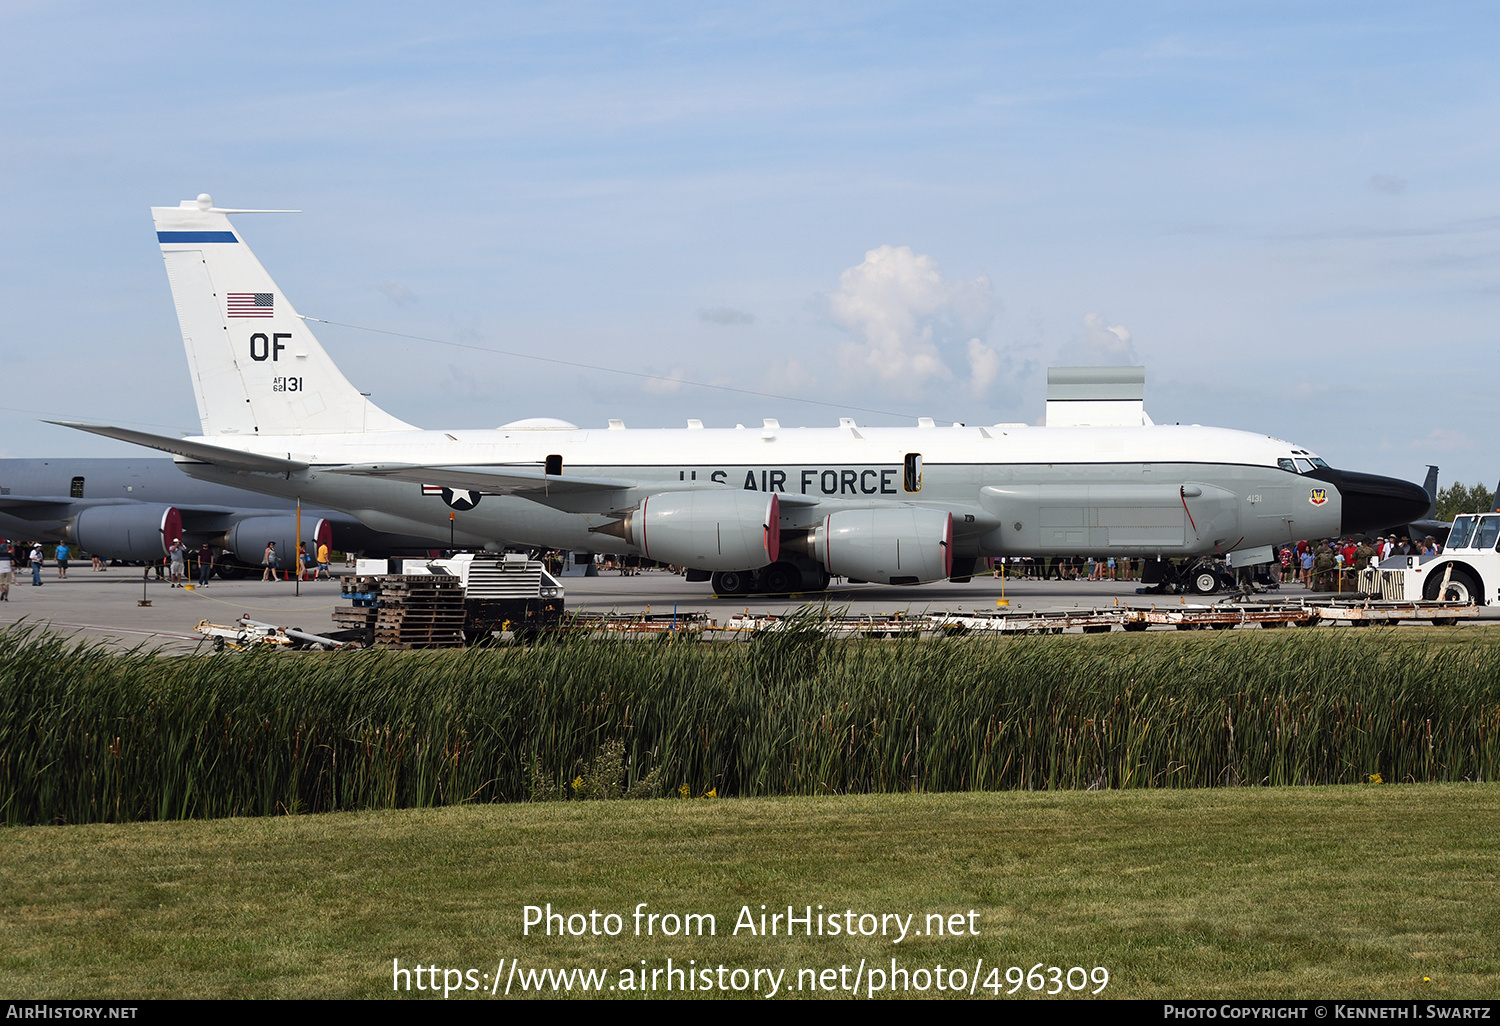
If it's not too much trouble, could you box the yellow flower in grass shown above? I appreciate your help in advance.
[1367,773,1383,784]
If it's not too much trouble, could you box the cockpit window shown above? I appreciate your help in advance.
[1476,515,1500,551]
[1294,458,1315,473]
[1309,457,1329,469]
[1448,515,1477,550]
[1277,458,1297,472]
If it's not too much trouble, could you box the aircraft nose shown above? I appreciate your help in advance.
[1312,468,1434,535]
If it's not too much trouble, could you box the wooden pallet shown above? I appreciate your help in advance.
[367,575,466,648]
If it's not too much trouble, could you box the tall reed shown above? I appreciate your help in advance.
[2,623,1497,824]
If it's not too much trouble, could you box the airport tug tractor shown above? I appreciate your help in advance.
[1366,513,1500,607]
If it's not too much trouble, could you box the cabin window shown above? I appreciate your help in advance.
[1448,515,1476,550]
[70,477,84,498]
[545,454,563,476]
[1476,515,1500,552]
[903,453,922,493]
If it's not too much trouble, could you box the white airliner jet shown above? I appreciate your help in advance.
[57,194,1431,594]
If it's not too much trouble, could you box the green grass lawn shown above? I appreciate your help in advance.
[3,785,1497,999]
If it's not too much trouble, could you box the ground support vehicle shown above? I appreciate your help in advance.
[1364,512,1500,609]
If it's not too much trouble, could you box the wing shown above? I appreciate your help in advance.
[0,495,76,520]
[324,463,825,515]
[325,463,639,513]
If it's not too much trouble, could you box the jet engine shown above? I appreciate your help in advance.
[593,491,780,570]
[791,507,952,585]
[215,515,333,564]
[66,504,183,561]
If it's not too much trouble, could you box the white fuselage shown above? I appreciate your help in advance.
[174,420,1344,559]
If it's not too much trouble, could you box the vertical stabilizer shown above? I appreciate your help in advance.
[153,194,414,436]
[1422,465,1439,502]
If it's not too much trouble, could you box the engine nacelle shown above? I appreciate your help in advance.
[68,504,182,561]
[804,507,953,585]
[216,515,333,565]
[596,491,780,570]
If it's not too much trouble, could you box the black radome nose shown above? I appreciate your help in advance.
[1309,468,1435,535]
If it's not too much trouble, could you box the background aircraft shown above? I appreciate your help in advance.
[0,458,444,572]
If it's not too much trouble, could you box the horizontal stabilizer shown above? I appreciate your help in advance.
[47,422,308,473]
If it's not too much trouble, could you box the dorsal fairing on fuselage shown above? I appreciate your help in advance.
[153,195,415,438]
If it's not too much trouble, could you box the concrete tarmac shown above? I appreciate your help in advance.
[2,563,1494,654]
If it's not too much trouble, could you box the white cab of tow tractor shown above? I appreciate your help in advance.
[397,552,564,602]
[1368,514,1500,605]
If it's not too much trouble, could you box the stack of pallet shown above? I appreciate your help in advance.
[333,575,380,635]
[333,574,466,649]
[372,575,466,649]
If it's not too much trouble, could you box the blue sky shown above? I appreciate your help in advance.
[3,2,1497,487]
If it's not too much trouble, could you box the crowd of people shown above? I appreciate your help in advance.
[986,534,1439,591]
[1282,534,1439,590]
[0,532,1447,600]
[0,537,339,593]
[0,540,49,599]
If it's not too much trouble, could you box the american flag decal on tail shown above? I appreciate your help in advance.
[227,293,274,318]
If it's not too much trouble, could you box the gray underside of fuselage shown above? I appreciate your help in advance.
[178,460,1340,559]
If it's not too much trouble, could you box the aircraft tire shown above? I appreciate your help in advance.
[1191,569,1220,595]
[711,570,750,595]
[1424,567,1478,605]
[760,562,802,594]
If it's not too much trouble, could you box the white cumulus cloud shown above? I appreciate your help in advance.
[967,338,1002,396]
[378,280,418,305]
[1059,313,1139,366]
[643,368,690,394]
[826,245,993,386]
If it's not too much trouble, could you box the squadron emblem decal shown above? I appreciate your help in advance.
[1308,488,1328,506]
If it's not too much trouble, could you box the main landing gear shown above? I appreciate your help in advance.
[1142,557,1235,596]
[711,562,832,596]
